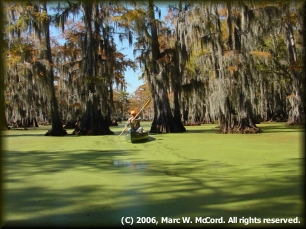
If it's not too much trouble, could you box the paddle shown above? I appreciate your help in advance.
[114,97,152,142]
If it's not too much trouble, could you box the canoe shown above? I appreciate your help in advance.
[125,131,149,143]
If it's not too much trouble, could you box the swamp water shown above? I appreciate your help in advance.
[1,122,304,227]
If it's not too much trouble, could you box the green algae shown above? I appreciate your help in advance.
[1,122,304,227]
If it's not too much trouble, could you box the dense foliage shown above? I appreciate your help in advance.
[2,1,305,135]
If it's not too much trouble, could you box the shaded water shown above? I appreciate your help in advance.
[1,122,304,227]
[113,160,147,170]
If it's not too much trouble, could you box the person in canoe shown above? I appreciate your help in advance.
[125,110,144,133]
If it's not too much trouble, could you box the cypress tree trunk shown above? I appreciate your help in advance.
[73,2,113,135]
[219,2,261,134]
[148,0,185,133]
[41,2,67,136]
[73,96,111,135]
[171,41,186,131]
